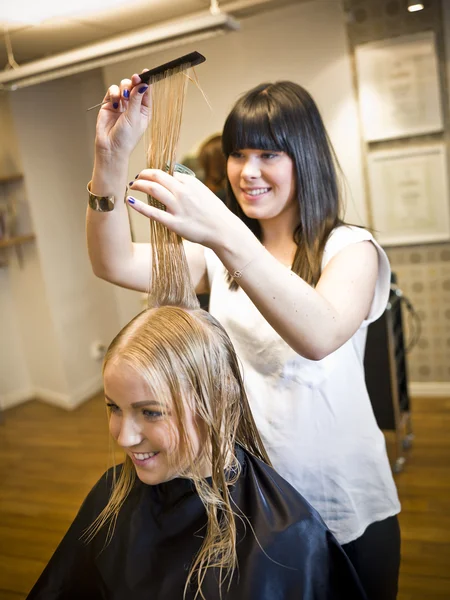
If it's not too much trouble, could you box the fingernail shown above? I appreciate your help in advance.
[128,181,134,187]
[113,102,119,109]
[127,197,136,204]
[123,89,130,99]
[138,86,148,94]
[134,174,139,179]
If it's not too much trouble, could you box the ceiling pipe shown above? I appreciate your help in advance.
[0,10,239,90]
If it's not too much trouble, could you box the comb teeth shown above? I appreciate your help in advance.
[148,196,166,211]
[139,51,206,84]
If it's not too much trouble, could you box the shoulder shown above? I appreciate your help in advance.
[240,450,326,528]
[80,464,125,511]
[323,225,377,265]
[323,225,391,325]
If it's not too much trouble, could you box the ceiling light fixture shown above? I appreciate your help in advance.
[1,0,140,25]
[407,1,424,12]
[0,10,239,90]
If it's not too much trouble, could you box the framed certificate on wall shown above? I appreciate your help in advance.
[355,32,443,142]
[367,144,450,246]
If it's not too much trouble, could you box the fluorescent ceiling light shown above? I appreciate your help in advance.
[0,11,239,90]
[407,2,424,11]
[1,0,142,25]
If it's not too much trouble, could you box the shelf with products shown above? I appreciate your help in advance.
[0,173,35,266]
[0,233,35,249]
[0,173,24,184]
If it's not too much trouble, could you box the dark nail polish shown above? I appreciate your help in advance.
[135,174,139,179]
[113,102,119,109]
[123,89,130,99]
[138,86,148,94]
[128,181,134,187]
[127,197,136,204]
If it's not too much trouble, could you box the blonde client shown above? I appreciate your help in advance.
[27,302,366,599]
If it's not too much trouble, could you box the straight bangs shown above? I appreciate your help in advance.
[222,93,289,157]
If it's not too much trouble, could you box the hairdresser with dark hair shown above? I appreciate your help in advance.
[87,78,401,600]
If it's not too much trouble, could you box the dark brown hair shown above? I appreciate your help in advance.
[198,134,227,194]
[222,81,346,289]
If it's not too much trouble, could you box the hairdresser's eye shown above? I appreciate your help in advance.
[261,152,279,159]
[106,402,120,414]
[229,151,243,159]
[143,409,163,420]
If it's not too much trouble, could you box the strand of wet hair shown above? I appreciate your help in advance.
[145,66,199,310]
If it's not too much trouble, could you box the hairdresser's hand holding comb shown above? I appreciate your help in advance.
[127,170,243,248]
[88,72,152,291]
[95,72,151,158]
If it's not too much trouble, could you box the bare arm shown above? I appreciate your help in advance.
[126,170,379,360]
[213,231,378,360]
[86,74,208,294]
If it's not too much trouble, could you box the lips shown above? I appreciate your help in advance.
[130,451,160,466]
[133,452,157,460]
[241,187,271,196]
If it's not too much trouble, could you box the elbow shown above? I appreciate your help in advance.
[90,261,116,284]
[90,261,108,281]
[292,337,341,361]
[88,250,117,283]
[301,347,330,362]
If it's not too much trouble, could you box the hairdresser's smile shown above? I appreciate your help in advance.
[227,149,296,222]
[241,186,271,199]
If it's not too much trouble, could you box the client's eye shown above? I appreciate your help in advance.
[106,403,120,414]
[143,410,163,420]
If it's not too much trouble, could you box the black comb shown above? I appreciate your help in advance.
[86,51,206,111]
[138,51,205,83]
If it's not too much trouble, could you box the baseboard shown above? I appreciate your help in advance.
[68,374,103,410]
[0,387,34,411]
[409,382,450,398]
[35,374,103,411]
[34,388,71,410]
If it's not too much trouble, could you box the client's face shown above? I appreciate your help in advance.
[103,359,207,485]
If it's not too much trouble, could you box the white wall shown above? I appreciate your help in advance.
[2,0,368,409]
[443,0,450,120]
[4,69,124,408]
[104,0,368,250]
[0,94,34,410]
[0,268,33,408]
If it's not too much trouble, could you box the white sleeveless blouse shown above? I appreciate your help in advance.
[205,225,400,544]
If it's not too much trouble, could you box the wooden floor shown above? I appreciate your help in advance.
[0,394,449,599]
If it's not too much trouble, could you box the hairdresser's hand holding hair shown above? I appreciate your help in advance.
[127,169,243,247]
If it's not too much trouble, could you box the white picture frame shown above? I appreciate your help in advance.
[367,144,450,246]
[355,32,443,142]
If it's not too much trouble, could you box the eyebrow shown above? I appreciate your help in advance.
[104,395,164,409]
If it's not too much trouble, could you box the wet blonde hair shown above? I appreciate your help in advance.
[86,306,269,598]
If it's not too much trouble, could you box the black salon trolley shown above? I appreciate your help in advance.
[364,278,414,473]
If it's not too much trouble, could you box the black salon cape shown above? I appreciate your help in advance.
[27,447,367,600]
